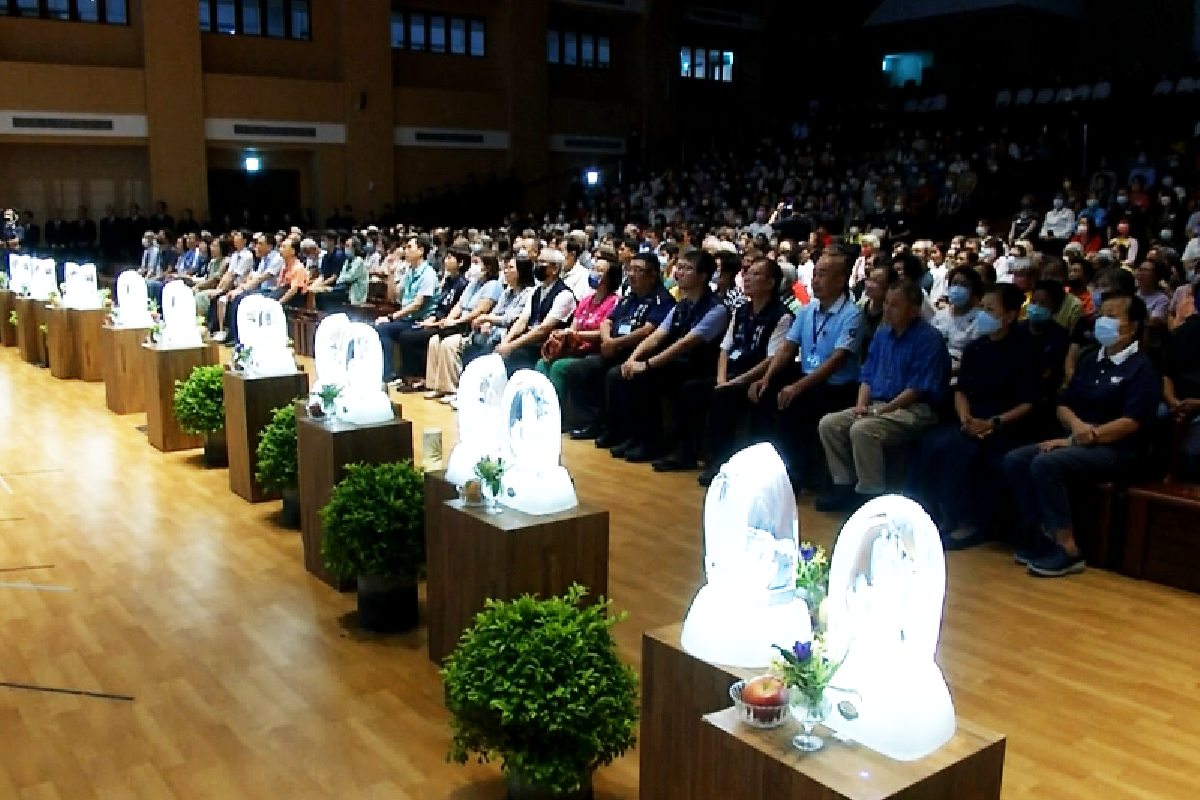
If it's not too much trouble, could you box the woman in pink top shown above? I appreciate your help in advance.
[536,257,622,406]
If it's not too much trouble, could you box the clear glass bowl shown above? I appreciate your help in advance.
[729,678,791,729]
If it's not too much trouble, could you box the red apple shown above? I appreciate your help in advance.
[742,675,787,706]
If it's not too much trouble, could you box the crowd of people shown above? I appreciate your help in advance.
[4,127,1199,582]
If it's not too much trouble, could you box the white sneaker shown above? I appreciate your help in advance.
[440,394,457,405]
[210,331,228,342]
[424,390,442,400]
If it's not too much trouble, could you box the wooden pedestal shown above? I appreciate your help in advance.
[426,499,609,666]
[695,707,1005,800]
[1123,483,1200,593]
[74,308,107,381]
[47,306,80,379]
[15,297,47,366]
[143,342,218,452]
[0,289,16,347]
[642,625,1006,800]
[101,325,152,414]
[296,412,414,589]
[640,625,753,800]
[224,368,310,503]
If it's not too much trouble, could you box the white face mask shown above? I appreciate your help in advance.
[981,247,996,260]
[467,263,483,282]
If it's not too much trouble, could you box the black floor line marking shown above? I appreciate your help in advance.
[0,681,134,702]
[0,564,53,574]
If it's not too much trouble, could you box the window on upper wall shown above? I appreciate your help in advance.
[198,0,311,40]
[548,29,610,69]
[390,9,486,58]
[679,46,734,82]
[2,0,127,24]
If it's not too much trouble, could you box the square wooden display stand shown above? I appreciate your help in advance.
[224,368,310,503]
[101,325,152,414]
[14,297,47,366]
[142,342,218,452]
[425,497,609,666]
[296,410,413,590]
[695,707,1004,800]
[0,289,17,347]
[74,308,107,381]
[1123,483,1200,592]
[47,306,79,379]
[640,625,1005,800]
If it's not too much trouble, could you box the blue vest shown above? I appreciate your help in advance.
[727,297,788,380]
[529,279,572,328]
[665,286,722,370]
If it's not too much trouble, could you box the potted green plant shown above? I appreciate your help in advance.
[311,383,341,418]
[442,584,640,800]
[462,455,507,513]
[173,364,227,467]
[320,460,425,633]
[256,403,302,528]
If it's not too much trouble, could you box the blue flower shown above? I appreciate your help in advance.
[800,544,816,562]
[792,640,812,662]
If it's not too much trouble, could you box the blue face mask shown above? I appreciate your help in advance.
[588,272,601,289]
[947,285,971,307]
[1091,289,1103,309]
[1094,315,1122,347]
[1025,303,1052,324]
[974,311,1003,336]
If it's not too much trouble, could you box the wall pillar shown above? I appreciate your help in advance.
[140,0,208,222]
[340,0,395,220]
[501,0,551,212]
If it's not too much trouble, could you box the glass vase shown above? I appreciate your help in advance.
[482,482,504,514]
[796,584,826,632]
[790,691,832,752]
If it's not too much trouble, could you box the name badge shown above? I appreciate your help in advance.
[729,349,743,361]
[1111,376,1123,384]
[805,353,821,370]
[617,321,633,336]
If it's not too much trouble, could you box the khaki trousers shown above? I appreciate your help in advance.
[817,402,938,495]
[425,333,465,394]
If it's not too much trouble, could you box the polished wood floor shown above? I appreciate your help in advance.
[1,345,1198,799]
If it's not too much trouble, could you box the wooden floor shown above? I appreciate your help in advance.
[1,345,1198,800]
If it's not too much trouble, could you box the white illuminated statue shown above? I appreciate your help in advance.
[822,495,955,762]
[310,312,350,404]
[681,443,811,668]
[444,354,508,486]
[62,263,101,310]
[235,294,296,376]
[159,280,202,347]
[9,255,32,294]
[497,369,577,515]
[29,258,57,301]
[115,270,153,328]
[333,322,394,425]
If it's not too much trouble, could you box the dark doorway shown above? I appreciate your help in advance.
[207,168,301,230]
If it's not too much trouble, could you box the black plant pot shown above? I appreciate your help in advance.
[203,429,228,468]
[507,770,594,800]
[356,575,418,633]
[281,487,301,529]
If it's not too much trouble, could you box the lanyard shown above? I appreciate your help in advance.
[812,299,837,344]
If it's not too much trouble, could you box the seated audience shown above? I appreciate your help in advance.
[569,254,675,439]
[1020,279,1073,434]
[390,245,469,390]
[273,237,310,307]
[1067,266,1136,379]
[906,284,1038,548]
[536,256,621,407]
[603,250,729,463]
[459,256,536,378]
[497,249,577,374]
[424,252,502,400]
[1163,281,1200,479]
[856,262,897,355]
[749,249,863,489]
[1004,293,1160,578]
[816,280,950,511]
[930,266,984,375]
[660,257,792,474]
[376,235,439,380]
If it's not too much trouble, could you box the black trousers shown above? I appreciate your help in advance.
[563,354,619,429]
[504,344,542,376]
[701,381,761,469]
[752,365,859,486]
[606,360,714,448]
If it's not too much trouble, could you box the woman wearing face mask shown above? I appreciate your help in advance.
[423,253,502,401]
[535,257,622,413]
[930,266,985,376]
[1108,219,1138,266]
[905,284,1038,549]
[1004,291,1161,577]
[1070,218,1102,255]
[1019,280,1072,435]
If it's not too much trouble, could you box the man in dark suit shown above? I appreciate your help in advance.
[45,209,69,250]
[99,205,123,261]
[177,208,200,236]
[126,203,146,256]
[149,201,174,236]
[20,211,39,252]
[74,206,97,250]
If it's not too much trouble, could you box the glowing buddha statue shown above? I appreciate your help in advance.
[62,263,101,310]
[681,443,811,668]
[311,313,350,405]
[159,280,202,347]
[445,354,508,487]
[497,369,577,515]
[115,270,153,328]
[235,294,296,376]
[333,321,394,425]
[30,258,57,302]
[823,494,956,761]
